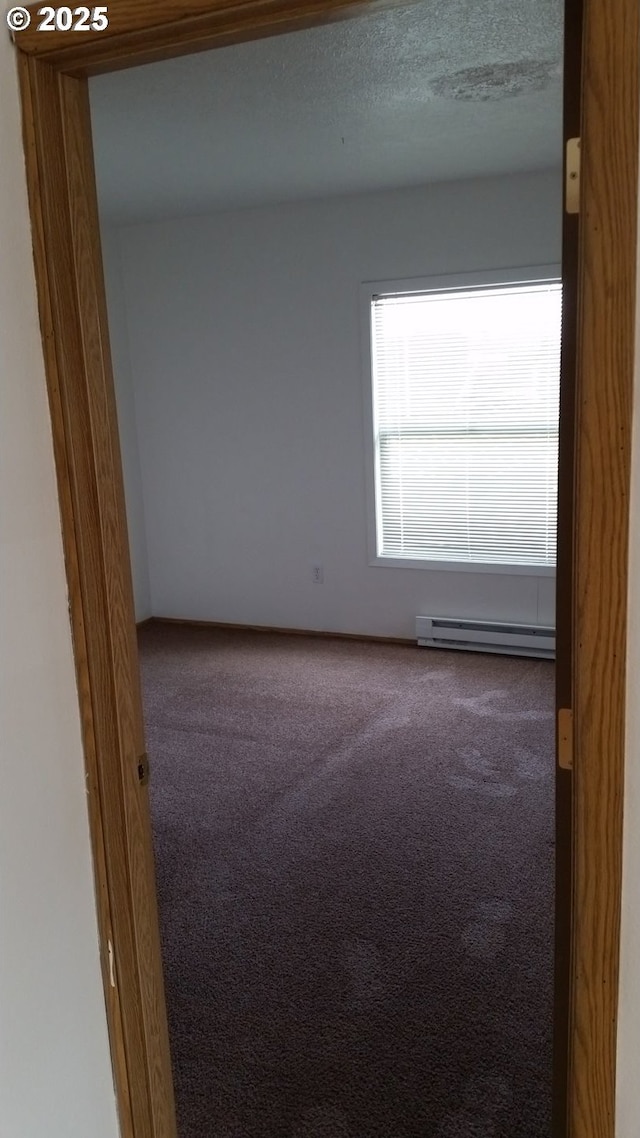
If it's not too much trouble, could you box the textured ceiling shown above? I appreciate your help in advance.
[89,0,563,225]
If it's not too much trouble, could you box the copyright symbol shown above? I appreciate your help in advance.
[7,6,31,31]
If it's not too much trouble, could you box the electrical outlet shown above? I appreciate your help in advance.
[312,564,324,584]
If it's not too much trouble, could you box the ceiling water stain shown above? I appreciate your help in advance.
[429,60,559,101]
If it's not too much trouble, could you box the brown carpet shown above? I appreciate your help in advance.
[138,622,555,1138]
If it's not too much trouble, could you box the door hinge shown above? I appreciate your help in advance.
[558,708,573,771]
[137,752,150,786]
[566,138,581,214]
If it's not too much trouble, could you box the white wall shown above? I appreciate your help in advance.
[109,169,561,637]
[102,231,151,619]
[0,28,119,1138]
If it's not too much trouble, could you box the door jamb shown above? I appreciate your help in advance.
[12,1,640,1135]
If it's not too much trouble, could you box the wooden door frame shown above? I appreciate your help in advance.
[11,1,639,1135]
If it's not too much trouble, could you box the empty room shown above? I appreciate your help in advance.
[90,1,563,1133]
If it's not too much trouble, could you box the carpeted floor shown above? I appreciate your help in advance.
[138,622,555,1138]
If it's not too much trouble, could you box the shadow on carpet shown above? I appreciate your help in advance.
[138,623,555,1138]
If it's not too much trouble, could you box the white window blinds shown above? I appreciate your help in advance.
[370,281,561,567]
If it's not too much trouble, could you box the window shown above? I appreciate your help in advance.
[366,273,562,572]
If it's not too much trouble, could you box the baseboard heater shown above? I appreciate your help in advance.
[416,616,555,659]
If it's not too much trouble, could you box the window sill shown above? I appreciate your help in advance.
[369,555,556,577]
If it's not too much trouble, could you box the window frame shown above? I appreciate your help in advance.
[361,264,562,576]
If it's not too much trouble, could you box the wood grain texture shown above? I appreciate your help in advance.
[17,53,136,1138]
[17,54,176,1138]
[570,0,639,1133]
[553,0,583,1131]
[60,74,177,1138]
[14,0,414,73]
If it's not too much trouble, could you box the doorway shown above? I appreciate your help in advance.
[91,14,562,1127]
[12,0,639,1135]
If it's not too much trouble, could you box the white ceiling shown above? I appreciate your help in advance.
[89,0,563,225]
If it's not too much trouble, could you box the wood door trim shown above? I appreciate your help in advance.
[12,0,639,1135]
[553,0,584,1131]
[13,0,419,73]
[16,55,137,1136]
[17,52,176,1138]
[569,0,639,1129]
